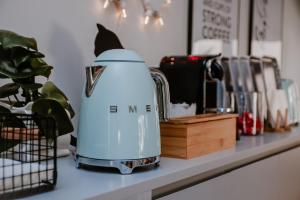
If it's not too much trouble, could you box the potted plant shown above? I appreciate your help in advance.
[0,30,74,150]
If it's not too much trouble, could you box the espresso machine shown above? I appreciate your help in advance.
[159,54,226,114]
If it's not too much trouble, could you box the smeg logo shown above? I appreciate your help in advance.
[109,105,155,113]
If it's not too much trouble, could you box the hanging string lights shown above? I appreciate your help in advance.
[142,0,171,26]
[102,0,171,26]
[103,0,127,19]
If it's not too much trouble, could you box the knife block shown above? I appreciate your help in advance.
[160,114,237,159]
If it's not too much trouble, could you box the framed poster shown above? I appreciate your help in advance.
[188,0,239,56]
[250,0,283,68]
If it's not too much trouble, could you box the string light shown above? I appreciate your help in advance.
[121,8,127,18]
[102,0,171,24]
[119,0,127,18]
[144,9,152,25]
[165,0,172,5]
[152,11,164,26]
[103,0,110,8]
[103,0,127,19]
[158,17,164,26]
[144,16,150,25]
[142,0,170,26]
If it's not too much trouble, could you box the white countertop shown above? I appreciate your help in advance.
[23,128,300,200]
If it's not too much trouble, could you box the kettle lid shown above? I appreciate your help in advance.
[94,49,144,63]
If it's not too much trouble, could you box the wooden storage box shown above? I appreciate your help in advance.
[160,114,238,159]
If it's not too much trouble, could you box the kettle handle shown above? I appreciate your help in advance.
[150,67,170,122]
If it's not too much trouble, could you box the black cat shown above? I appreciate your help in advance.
[94,24,124,57]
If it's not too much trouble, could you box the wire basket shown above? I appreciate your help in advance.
[0,113,57,199]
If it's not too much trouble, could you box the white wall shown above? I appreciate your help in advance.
[282,0,300,87]
[0,0,188,134]
[237,0,250,56]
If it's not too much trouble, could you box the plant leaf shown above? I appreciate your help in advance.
[0,61,52,79]
[31,58,52,78]
[0,31,51,79]
[0,57,19,77]
[0,55,34,79]
[41,81,68,108]
[40,81,75,118]
[0,83,20,98]
[66,104,75,119]
[0,139,19,153]
[0,74,8,78]
[32,98,74,137]
[0,30,37,50]
[0,47,15,73]
[41,81,68,98]
[0,107,26,128]
[11,47,44,67]
[10,47,31,67]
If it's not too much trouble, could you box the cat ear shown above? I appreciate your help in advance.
[94,23,125,57]
[97,23,106,31]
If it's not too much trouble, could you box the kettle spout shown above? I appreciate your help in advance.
[85,66,106,97]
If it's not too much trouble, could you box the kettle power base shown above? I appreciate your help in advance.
[75,155,160,174]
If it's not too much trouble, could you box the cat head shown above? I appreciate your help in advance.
[94,23,124,57]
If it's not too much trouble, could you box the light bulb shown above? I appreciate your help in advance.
[158,17,164,26]
[144,9,152,25]
[103,0,109,8]
[165,0,172,5]
[121,8,127,18]
[144,15,150,25]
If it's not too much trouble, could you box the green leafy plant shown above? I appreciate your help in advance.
[0,30,74,138]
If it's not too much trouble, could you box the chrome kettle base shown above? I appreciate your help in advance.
[76,155,160,175]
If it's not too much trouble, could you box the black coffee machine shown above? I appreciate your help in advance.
[159,54,224,114]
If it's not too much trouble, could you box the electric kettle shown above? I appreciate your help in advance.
[76,49,170,174]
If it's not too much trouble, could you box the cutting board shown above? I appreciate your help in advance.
[160,114,238,159]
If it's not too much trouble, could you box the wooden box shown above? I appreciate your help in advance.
[160,114,238,159]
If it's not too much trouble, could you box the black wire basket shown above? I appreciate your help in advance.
[0,113,57,199]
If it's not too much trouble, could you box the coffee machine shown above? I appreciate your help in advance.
[159,54,226,115]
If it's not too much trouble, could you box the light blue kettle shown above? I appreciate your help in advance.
[76,49,170,174]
